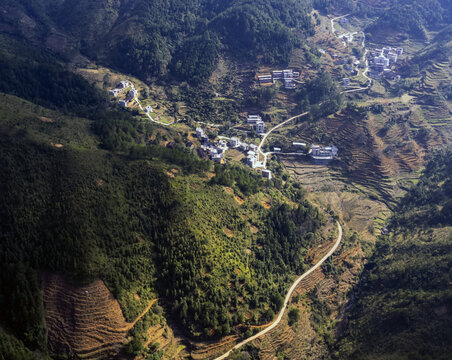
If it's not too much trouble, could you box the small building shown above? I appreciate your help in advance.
[293,71,300,79]
[387,52,398,64]
[283,69,293,79]
[342,77,350,86]
[246,152,257,168]
[396,47,404,56]
[273,147,281,153]
[255,121,265,134]
[212,153,224,163]
[109,89,120,97]
[196,127,204,138]
[118,80,130,89]
[374,55,389,69]
[119,100,128,107]
[247,115,262,124]
[284,79,296,89]
[292,142,306,152]
[272,70,284,79]
[310,145,338,160]
[249,144,258,152]
[228,137,240,148]
[126,89,138,101]
[258,74,273,85]
[262,170,272,180]
[239,143,250,152]
[201,134,209,145]
[145,105,153,113]
[218,139,228,150]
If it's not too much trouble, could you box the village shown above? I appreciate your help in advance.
[107,14,414,181]
[108,69,339,180]
[193,115,338,181]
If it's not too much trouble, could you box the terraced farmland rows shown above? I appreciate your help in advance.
[288,112,396,204]
[43,274,158,359]
[411,60,452,127]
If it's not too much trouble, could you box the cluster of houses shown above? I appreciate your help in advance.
[195,127,228,163]
[109,80,138,108]
[246,115,266,134]
[368,47,403,78]
[196,127,260,165]
[257,69,300,89]
[195,126,272,177]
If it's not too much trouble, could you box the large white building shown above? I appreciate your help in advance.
[247,115,262,124]
[255,121,265,134]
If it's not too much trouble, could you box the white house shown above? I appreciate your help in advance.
[145,105,153,113]
[240,143,250,151]
[218,139,228,152]
[283,69,293,79]
[247,152,257,168]
[310,145,338,160]
[228,137,240,148]
[118,80,130,89]
[258,75,273,84]
[255,121,265,134]
[273,147,281,153]
[272,70,283,79]
[284,79,295,89]
[292,142,306,152]
[262,170,272,180]
[247,115,262,124]
[196,127,204,138]
[342,77,350,86]
[249,144,258,152]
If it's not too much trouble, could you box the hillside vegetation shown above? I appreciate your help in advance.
[0,37,329,359]
[0,0,314,82]
[336,148,452,360]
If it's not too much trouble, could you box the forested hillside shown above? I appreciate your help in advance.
[0,0,314,82]
[336,148,452,360]
[0,31,329,358]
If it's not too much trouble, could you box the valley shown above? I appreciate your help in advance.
[0,1,451,360]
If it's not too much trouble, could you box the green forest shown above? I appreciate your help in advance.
[0,30,328,358]
[0,0,315,82]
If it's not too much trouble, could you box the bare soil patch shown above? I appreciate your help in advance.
[40,116,54,123]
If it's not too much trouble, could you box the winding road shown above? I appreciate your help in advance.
[213,221,343,360]
[256,111,309,168]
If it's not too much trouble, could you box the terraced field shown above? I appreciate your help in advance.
[43,274,142,359]
[410,60,452,131]
[280,110,397,206]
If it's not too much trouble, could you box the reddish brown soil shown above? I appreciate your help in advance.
[43,273,129,359]
[43,274,157,359]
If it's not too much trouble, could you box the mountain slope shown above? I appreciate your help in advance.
[336,149,452,360]
[0,0,314,81]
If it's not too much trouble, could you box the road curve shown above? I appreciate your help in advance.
[213,222,343,360]
[257,111,309,168]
